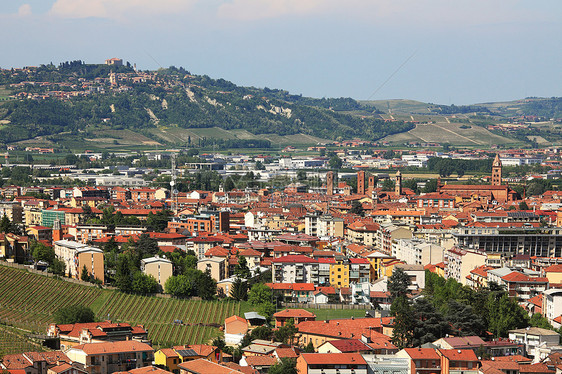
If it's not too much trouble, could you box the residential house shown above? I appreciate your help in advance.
[295,353,368,374]
[177,359,244,374]
[140,256,173,291]
[65,341,154,374]
[508,327,561,360]
[396,348,442,374]
[224,315,248,345]
[273,309,316,327]
[197,257,227,283]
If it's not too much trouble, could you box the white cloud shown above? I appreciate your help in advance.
[48,0,196,20]
[18,4,33,17]
[217,0,548,26]
[217,0,323,21]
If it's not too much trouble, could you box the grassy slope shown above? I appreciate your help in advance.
[0,265,365,352]
[382,120,524,146]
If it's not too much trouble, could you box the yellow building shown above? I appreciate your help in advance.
[154,349,181,374]
[379,258,403,278]
[154,345,222,374]
[77,248,105,284]
[141,256,174,291]
[366,251,391,281]
[545,264,562,284]
[329,260,350,288]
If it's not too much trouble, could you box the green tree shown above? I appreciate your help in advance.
[273,318,298,344]
[349,200,364,216]
[255,160,265,170]
[382,179,395,191]
[132,233,159,261]
[224,177,235,192]
[268,358,297,374]
[446,300,486,337]
[54,305,95,324]
[103,236,119,252]
[131,271,159,294]
[530,313,553,330]
[81,204,96,223]
[519,201,530,210]
[196,269,217,300]
[423,179,438,193]
[390,295,414,349]
[296,170,307,181]
[303,341,315,353]
[388,267,411,300]
[248,283,272,306]
[234,256,252,279]
[49,258,66,276]
[81,265,90,282]
[146,209,172,232]
[486,294,529,337]
[328,155,342,169]
[251,325,273,340]
[412,298,450,347]
[115,255,132,293]
[32,241,55,264]
[0,214,11,233]
[230,278,248,301]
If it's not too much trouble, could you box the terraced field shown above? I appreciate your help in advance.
[0,265,240,350]
[95,292,240,347]
[0,324,46,357]
[0,266,103,333]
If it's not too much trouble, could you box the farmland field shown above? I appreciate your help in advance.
[0,265,240,350]
[382,121,523,147]
[0,324,46,357]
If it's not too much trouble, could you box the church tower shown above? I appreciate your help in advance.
[395,170,402,196]
[492,154,502,186]
[357,171,365,195]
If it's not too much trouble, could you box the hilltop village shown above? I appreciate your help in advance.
[3,148,562,374]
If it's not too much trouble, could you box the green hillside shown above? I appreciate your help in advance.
[0,62,414,148]
[0,265,238,349]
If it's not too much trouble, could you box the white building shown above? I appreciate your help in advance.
[444,247,487,285]
[271,255,319,284]
[392,238,444,266]
[543,289,562,327]
[508,327,561,361]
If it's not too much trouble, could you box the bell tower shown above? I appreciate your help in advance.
[395,170,402,196]
[492,154,502,186]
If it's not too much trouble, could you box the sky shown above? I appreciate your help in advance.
[1,0,561,104]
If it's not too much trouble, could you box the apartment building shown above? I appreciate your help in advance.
[65,341,154,374]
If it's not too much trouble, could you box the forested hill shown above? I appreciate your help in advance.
[0,62,414,144]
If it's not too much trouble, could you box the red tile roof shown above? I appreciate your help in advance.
[244,355,277,367]
[322,339,371,352]
[439,348,478,361]
[71,341,153,355]
[403,348,440,360]
[273,309,316,318]
[178,359,244,374]
[300,353,366,365]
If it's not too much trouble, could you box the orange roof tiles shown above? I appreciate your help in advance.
[273,309,316,318]
[403,348,441,360]
[300,353,366,365]
[439,348,479,361]
[71,341,153,355]
[178,359,244,374]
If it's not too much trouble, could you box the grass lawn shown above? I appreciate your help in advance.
[241,301,368,321]
[302,307,368,321]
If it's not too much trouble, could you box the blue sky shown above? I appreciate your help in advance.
[1,0,561,104]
